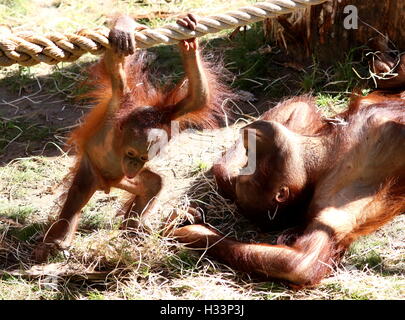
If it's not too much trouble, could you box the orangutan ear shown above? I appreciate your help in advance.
[275,186,289,203]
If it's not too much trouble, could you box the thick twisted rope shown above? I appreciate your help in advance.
[0,0,328,67]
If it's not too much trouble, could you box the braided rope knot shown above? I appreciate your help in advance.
[0,27,110,66]
[0,0,327,67]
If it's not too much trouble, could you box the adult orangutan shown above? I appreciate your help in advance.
[34,13,235,262]
[170,86,405,287]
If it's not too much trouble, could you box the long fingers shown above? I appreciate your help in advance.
[177,13,199,31]
[176,13,199,52]
[109,29,135,56]
[109,22,148,56]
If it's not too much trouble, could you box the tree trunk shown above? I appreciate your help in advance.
[264,0,405,63]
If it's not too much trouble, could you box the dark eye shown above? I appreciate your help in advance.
[127,150,136,158]
[139,154,148,162]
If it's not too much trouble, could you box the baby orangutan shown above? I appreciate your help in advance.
[34,13,235,262]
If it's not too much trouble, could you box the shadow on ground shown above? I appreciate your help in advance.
[0,25,326,166]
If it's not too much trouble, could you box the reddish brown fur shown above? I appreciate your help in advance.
[71,50,235,154]
[172,90,405,288]
[338,179,405,249]
[261,95,324,134]
[33,14,239,262]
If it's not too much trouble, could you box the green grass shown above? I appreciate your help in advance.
[87,290,105,300]
[0,119,55,153]
[315,93,348,116]
[0,157,64,195]
[299,48,365,93]
[166,249,200,272]
[0,203,37,224]
[299,56,325,92]
[9,222,44,242]
[221,25,268,89]
[0,276,60,300]
[79,198,119,230]
[1,66,36,93]
[0,0,32,21]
